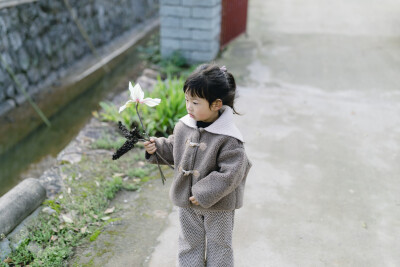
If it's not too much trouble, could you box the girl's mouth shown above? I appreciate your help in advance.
[189,113,195,118]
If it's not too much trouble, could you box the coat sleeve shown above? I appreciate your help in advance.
[191,146,249,209]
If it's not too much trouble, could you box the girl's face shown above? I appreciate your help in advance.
[185,92,220,123]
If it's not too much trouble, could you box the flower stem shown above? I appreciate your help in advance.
[135,103,173,184]
[135,104,173,167]
[135,103,149,139]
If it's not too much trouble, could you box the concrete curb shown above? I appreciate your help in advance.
[0,178,46,237]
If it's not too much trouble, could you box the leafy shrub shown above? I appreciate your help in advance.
[98,76,186,137]
[137,34,161,65]
[136,34,194,77]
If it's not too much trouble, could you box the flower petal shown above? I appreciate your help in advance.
[118,100,134,113]
[129,82,144,102]
[142,98,161,107]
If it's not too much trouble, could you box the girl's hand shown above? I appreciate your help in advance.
[144,138,157,155]
[189,196,199,205]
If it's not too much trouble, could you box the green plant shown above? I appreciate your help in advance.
[159,51,189,77]
[136,33,194,77]
[137,34,161,65]
[141,76,187,136]
[99,99,131,127]
[127,168,149,178]
[90,133,126,150]
[98,76,186,137]
[103,177,123,199]
[89,230,102,242]
[42,200,61,214]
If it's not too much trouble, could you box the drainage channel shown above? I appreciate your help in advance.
[0,29,157,197]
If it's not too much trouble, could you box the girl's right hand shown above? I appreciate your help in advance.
[144,138,157,155]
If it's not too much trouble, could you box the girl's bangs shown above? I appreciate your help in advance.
[184,83,207,99]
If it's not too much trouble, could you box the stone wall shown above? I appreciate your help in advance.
[0,0,159,116]
[160,0,221,63]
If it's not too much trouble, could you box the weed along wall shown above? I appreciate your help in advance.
[0,0,159,154]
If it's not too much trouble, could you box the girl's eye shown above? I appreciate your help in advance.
[193,102,198,105]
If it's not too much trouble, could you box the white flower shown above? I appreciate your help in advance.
[118,82,161,113]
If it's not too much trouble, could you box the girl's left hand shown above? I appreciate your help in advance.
[189,196,199,205]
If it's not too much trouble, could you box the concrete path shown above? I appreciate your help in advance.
[149,0,400,266]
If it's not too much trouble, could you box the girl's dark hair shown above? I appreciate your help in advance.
[183,63,239,114]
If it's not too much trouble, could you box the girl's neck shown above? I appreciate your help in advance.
[196,120,213,128]
[197,110,221,128]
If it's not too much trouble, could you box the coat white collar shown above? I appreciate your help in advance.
[179,106,244,142]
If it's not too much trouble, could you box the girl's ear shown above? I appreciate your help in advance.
[211,99,223,111]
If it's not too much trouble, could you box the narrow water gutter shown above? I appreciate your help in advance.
[0,19,159,197]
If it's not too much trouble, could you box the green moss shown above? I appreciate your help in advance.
[89,230,101,242]
[106,218,122,224]
[79,257,94,267]
[42,200,61,214]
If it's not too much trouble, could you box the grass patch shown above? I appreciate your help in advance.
[1,140,158,266]
[90,134,126,150]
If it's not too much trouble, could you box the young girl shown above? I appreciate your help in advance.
[144,63,252,267]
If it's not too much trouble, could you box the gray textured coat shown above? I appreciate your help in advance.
[146,106,252,211]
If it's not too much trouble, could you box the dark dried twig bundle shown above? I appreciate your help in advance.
[112,121,144,160]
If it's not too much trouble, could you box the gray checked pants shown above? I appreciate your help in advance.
[177,207,235,267]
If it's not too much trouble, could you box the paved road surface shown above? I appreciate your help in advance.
[149,0,400,266]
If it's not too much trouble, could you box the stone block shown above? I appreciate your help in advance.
[17,48,30,71]
[192,28,220,40]
[160,0,181,4]
[181,40,215,51]
[0,16,7,34]
[42,37,52,57]
[192,6,221,18]
[0,34,9,51]
[51,50,63,70]
[7,32,22,51]
[161,38,181,50]
[0,238,11,261]
[5,84,16,98]
[34,38,43,53]
[192,50,218,62]
[161,16,181,27]
[38,57,50,77]
[182,0,219,7]
[15,93,27,106]
[63,42,76,64]
[27,68,41,84]
[161,27,192,39]
[8,8,19,28]
[0,99,15,116]
[160,5,191,17]
[0,52,12,68]
[14,73,29,92]
[0,68,5,83]
[18,6,38,24]
[182,17,218,30]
